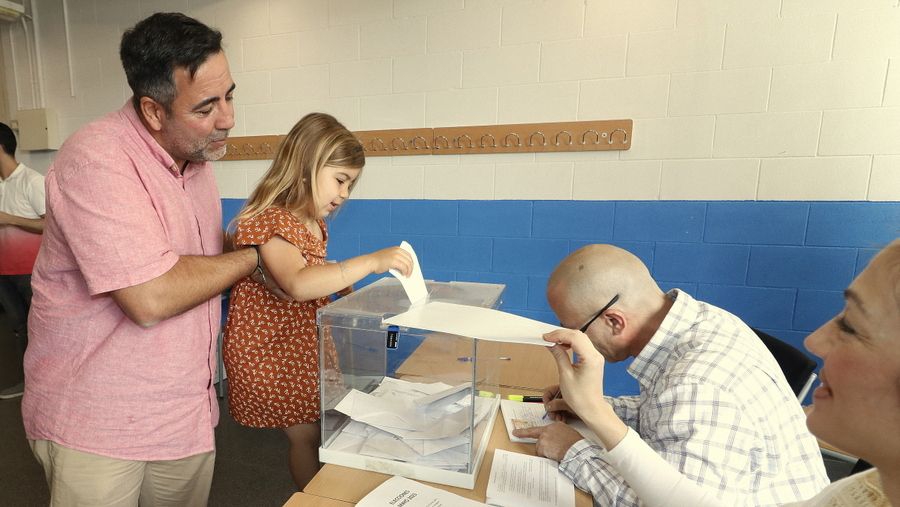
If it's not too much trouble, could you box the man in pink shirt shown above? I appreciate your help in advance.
[22,12,262,505]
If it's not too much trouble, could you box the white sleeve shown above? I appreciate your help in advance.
[26,170,46,216]
[604,428,733,507]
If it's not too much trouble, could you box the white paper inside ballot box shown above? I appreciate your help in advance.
[334,387,492,440]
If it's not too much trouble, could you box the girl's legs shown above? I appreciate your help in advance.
[283,421,321,490]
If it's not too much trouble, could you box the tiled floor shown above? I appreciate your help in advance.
[0,311,298,507]
[0,311,857,506]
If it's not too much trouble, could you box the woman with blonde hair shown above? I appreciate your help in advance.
[224,112,412,489]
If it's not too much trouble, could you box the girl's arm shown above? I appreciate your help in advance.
[260,235,412,301]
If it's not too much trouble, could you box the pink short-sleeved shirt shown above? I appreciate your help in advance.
[22,101,223,461]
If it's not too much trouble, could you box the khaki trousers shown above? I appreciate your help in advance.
[29,440,215,507]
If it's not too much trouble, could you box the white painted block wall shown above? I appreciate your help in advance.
[1,0,898,201]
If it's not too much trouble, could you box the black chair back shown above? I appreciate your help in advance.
[752,328,817,398]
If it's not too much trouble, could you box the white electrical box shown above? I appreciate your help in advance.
[16,108,60,151]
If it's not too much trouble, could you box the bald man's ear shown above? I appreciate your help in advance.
[606,310,626,335]
[138,96,167,133]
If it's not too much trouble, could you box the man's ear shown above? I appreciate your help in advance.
[138,97,166,132]
[606,310,626,335]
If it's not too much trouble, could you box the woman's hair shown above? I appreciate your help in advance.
[232,113,364,229]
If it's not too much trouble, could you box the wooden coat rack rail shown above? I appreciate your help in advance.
[220,119,632,161]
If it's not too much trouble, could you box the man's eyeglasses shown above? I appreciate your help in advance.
[577,294,620,333]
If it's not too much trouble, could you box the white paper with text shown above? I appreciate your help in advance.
[486,449,575,507]
[356,475,487,507]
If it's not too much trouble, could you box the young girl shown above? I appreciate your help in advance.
[223,112,412,489]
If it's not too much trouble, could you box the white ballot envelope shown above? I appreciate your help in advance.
[389,240,428,305]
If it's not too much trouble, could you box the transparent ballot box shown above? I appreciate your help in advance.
[318,277,505,489]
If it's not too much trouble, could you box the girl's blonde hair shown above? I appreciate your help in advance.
[232,112,364,229]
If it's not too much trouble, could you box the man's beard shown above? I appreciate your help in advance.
[188,131,229,162]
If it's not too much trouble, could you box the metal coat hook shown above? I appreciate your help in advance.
[582,129,601,145]
[503,132,521,148]
[455,134,473,149]
[480,133,496,149]
[608,128,628,145]
[528,131,547,147]
[410,135,429,150]
[554,130,573,146]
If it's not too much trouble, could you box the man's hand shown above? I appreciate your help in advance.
[512,423,584,461]
[541,384,579,422]
[0,211,13,225]
[250,252,292,301]
[542,328,629,451]
[542,328,608,418]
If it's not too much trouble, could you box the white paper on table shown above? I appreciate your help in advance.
[499,399,601,445]
[486,449,575,507]
[384,301,561,346]
[389,240,428,305]
[357,476,487,507]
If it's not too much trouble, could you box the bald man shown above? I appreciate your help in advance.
[514,245,828,507]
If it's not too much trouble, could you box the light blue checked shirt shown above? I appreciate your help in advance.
[559,290,829,507]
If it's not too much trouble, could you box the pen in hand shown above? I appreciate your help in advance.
[543,389,562,421]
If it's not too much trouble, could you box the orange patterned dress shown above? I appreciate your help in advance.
[223,207,333,428]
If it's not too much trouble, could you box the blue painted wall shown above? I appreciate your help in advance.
[223,198,899,397]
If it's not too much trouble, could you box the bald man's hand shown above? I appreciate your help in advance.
[542,328,608,418]
[541,384,578,422]
[513,422,584,461]
[543,328,631,451]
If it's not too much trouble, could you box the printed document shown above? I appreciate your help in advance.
[357,475,487,507]
[486,449,575,507]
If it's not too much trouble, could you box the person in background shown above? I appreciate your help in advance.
[22,12,264,505]
[224,112,412,490]
[0,121,44,400]
[542,239,900,506]
[514,244,829,506]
